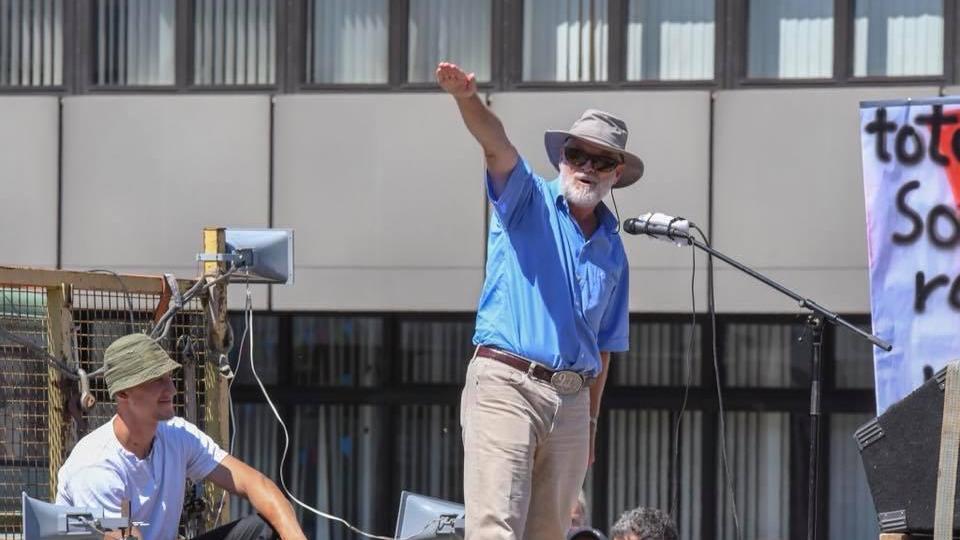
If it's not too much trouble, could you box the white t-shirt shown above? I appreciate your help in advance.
[56,416,228,540]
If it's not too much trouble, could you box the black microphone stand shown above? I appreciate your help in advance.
[636,229,891,540]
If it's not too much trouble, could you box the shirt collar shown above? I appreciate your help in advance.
[550,177,619,236]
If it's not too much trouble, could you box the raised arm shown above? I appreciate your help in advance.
[436,62,519,196]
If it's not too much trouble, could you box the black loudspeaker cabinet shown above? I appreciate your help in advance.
[855,367,960,534]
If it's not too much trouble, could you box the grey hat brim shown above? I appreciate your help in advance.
[545,131,645,189]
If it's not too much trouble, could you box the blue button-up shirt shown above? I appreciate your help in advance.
[472,157,630,377]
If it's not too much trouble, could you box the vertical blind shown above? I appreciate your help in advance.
[408,0,491,83]
[716,412,791,540]
[291,316,383,387]
[607,410,702,540]
[290,405,381,540]
[395,405,463,503]
[95,0,175,85]
[829,414,880,539]
[626,0,714,81]
[306,0,388,84]
[833,322,875,389]
[748,0,834,79]
[0,0,62,86]
[523,0,608,82]
[399,319,473,384]
[228,404,280,521]
[723,322,806,388]
[853,0,943,77]
[194,0,275,85]
[612,321,701,386]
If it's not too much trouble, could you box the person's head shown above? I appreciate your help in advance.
[104,333,181,424]
[608,507,678,540]
[567,527,608,540]
[544,109,645,211]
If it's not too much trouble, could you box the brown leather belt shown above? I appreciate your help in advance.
[476,346,591,394]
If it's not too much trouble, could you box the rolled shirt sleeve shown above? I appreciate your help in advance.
[486,157,536,229]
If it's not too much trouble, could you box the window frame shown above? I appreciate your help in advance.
[5,0,960,94]
[504,0,722,91]
[0,0,74,94]
[734,0,955,88]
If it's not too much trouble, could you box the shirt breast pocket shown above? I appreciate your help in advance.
[583,265,618,326]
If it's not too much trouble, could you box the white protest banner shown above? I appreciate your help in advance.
[861,97,960,414]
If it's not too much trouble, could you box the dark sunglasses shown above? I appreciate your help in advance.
[562,146,622,173]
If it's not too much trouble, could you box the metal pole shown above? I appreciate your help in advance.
[806,315,824,540]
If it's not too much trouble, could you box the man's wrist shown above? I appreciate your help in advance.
[589,416,598,427]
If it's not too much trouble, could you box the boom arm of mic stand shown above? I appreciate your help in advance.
[683,237,892,352]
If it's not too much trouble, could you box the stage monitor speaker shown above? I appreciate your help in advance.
[22,492,105,540]
[855,367,959,534]
[394,491,465,539]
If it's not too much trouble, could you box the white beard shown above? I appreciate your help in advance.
[561,174,613,208]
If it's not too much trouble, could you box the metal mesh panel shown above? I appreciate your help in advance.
[0,287,49,536]
[70,289,209,430]
[0,282,214,539]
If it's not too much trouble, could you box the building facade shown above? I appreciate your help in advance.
[1,1,953,538]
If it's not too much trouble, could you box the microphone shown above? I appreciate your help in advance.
[623,212,693,245]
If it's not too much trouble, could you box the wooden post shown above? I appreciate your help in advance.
[201,228,231,527]
[45,284,77,499]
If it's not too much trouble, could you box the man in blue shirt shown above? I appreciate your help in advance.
[437,62,643,540]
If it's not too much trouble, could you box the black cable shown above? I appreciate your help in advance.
[609,189,621,233]
[670,237,697,523]
[87,269,137,333]
[693,224,743,540]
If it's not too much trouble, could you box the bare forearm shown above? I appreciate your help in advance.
[454,94,511,156]
[246,476,305,540]
[437,62,517,181]
[590,353,612,419]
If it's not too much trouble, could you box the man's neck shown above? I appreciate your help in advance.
[113,413,158,460]
[569,202,599,238]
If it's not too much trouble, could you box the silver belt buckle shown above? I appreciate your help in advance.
[550,370,584,395]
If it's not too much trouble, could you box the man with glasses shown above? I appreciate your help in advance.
[437,62,644,540]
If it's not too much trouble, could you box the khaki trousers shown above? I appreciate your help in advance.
[461,354,590,540]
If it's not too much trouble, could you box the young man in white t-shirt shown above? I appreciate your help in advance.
[56,333,306,540]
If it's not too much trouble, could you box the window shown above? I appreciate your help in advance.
[607,409,703,540]
[523,0,608,82]
[193,0,276,86]
[833,321,875,389]
[626,0,714,81]
[722,321,808,388]
[94,0,176,86]
[291,316,384,387]
[613,320,701,386]
[716,412,791,539]
[853,0,943,77]
[407,0,491,83]
[828,414,881,538]
[305,0,388,84]
[0,0,63,87]
[747,0,833,79]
